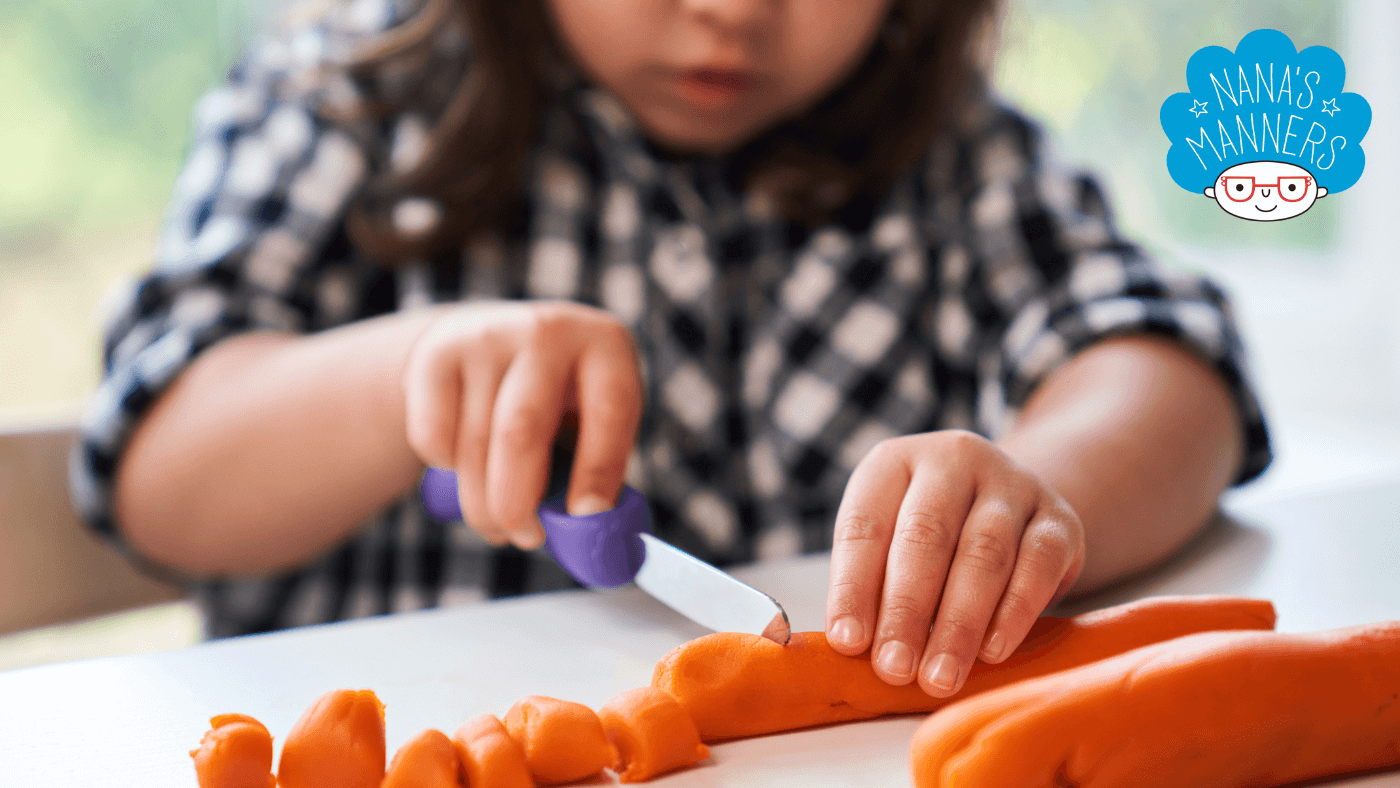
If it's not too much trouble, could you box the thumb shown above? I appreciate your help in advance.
[568,491,617,516]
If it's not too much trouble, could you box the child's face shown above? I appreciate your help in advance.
[547,0,895,154]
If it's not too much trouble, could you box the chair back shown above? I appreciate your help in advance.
[0,419,180,635]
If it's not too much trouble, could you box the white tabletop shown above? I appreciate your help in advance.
[2,478,1398,788]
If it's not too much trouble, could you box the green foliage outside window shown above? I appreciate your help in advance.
[0,0,1343,410]
[994,0,1343,258]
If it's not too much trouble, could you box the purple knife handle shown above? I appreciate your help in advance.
[420,467,465,523]
[539,485,650,587]
[419,469,650,588]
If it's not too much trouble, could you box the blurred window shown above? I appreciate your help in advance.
[994,0,1344,259]
[0,0,270,414]
[0,0,1376,414]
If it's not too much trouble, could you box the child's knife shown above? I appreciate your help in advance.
[420,469,791,644]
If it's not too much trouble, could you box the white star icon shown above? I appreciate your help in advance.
[1321,98,1340,116]
[1189,99,1209,118]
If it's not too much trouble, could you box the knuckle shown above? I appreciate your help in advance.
[826,578,869,615]
[944,429,988,455]
[519,310,557,346]
[1024,526,1075,566]
[860,436,907,470]
[934,613,987,649]
[593,317,635,350]
[895,509,960,555]
[571,453,629,489]
[878,592,929,625]
[959,529,1017,576]
[835,510,885,545]
[994,585,1039,622]
[494,411,552,453]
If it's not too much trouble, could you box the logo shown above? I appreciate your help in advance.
[1161,29,1371,222]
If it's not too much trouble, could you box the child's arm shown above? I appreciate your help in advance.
[113,310,438,574]
[113,301,642,575]
[824,333,1242,698]
[997,333,1243,593]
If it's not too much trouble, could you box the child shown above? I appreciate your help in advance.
[72,0,1269,699]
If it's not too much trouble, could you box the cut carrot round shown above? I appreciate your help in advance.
[277,689,386,788]
[911,621,1400,788]
[653,595,1277,740]
[452,714,535,788]
[598,687,710,783]
[383,728,462,788]
[503,695,617,784]
[190,714,276,788]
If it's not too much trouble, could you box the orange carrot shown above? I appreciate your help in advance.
[598,687,710,783]
[451,714,535,788]
[382,728,462,788]
[503,695,618,784]
[190,714,277,788]
[652,594,1276,740]
[910,621,1400,788]
[276,689,386,788]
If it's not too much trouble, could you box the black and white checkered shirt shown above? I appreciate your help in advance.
[71,2,1271,638]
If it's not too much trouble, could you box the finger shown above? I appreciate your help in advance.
[825,441,908,657]
[977,502,1084,664]
[566,324,642,516]
[485,341,569,549]
[455,355,511,546]
[403,334,462,470]
[917,485,1036,697]
[869,461,974,685]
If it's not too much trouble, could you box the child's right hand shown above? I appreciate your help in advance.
[402,301,643,549]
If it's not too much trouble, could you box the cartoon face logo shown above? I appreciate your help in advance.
[1205,161,1328,221]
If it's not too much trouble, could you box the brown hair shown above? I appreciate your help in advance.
[339,0,999,264]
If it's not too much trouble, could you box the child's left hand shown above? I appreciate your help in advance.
[824,430,1085,696]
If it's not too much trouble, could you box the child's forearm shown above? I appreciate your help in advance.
[113,307,448,575]
[995,334,1246,596]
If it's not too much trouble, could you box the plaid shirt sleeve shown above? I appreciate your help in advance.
[68,28,388,568]
[963,106,1271,484]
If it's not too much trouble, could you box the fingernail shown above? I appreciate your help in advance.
[980,631,1007,663]
[876,641,914,680]
[569,493,613,516]
[924,653,959,694]
[830,616,864,650]
[511,520,546,550]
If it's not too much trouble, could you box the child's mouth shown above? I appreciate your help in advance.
[676,69,754,110]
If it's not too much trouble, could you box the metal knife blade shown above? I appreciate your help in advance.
[421,470,791,643]
[634,533,791,644]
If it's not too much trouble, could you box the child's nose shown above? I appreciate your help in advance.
[1261,188,1272,198]
[683,0,775,31]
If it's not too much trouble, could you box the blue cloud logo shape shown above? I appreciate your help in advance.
[1162,29,1371,194]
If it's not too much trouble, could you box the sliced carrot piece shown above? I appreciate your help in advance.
[451,714,534,788]
[910,621,1400,788]
[383,728,462,788]
[598,687,710,783]
[190,714,276,788]
[276,689,386,788]
[653,594,1276,740]
[503,695,617,784]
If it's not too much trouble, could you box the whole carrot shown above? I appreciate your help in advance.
[382,728,462,788]
[503,695,617,784]
[277,689,386,788]
[910,621,1400,788]
[451,714,534,788]
[598,687,710,783]
[190,714,276,788]
[653,595,1276,740]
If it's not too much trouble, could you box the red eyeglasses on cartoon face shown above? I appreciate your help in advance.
[1220,174,1312,202]
[1204,161,1329,222]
